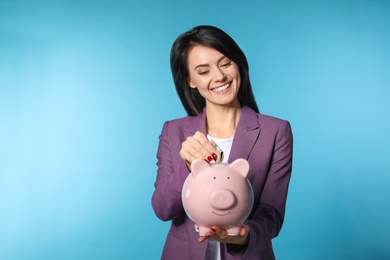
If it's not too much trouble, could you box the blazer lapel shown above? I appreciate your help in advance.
[185,109,207,136]
[184,107,261,162]
[228,106,261,162]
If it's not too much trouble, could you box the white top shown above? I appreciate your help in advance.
[207,135,234,163]
[205,135,234,259]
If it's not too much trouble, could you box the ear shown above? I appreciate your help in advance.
[190,159,210,177]
[229,158,250,178]
[187,77,196,89]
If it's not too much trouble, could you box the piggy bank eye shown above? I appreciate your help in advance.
[227,177,230,179]
[213,177,216,179]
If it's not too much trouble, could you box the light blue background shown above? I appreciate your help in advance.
[1,0,389,259]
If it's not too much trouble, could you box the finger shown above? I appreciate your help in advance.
[186,136,207,158]
[198,234,211,243]
[194,132,217,154]
[193,132,217,161]
[240,225,249,237]
[211,226,228,239]
[179,148,195,165]
[180,137,204,162]
[183,134,216,163]
[192,135,211,158]
[198,236,206,243]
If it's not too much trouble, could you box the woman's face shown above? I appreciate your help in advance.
[187,45,241,108]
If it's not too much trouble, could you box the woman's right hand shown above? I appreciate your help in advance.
[180,131,218,169]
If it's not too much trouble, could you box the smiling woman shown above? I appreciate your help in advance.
[151,25,293,260]
[169,26,259,117]
[187,46,241,113]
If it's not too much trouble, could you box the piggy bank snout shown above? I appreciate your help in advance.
[209,189,236,210]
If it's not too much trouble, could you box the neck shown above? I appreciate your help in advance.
[206,104,242,138]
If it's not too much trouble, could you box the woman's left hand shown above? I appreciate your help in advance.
[198,225,249,245]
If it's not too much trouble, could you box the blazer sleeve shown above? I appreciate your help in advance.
[151,121,189,221]
[228,120,293,258]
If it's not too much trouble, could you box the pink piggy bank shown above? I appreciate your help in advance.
[182,158,253,236]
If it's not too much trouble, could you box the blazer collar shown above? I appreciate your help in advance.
[187,108,207,135]
[187,106,261,162]
[229,106,261,162]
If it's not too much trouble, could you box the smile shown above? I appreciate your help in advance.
[212,211,231,216]
[211,83,230,93]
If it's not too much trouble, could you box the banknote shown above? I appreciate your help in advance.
[210,139,224,163]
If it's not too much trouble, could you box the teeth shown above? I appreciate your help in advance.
[213,83,230,92]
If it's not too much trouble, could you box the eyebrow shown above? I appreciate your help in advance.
[194,55,228,71]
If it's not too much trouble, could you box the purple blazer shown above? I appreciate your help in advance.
[152,106,293,260]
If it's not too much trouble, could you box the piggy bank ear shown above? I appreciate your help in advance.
[190,159,210,177]
[229,158,250,178]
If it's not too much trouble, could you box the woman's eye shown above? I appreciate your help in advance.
[198,71,209,75]
[221,61,232,67]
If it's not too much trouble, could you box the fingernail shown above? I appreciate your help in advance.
[212,153,217,160]
[207,156,212,162]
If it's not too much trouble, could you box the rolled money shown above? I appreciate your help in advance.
[210,139,224,163]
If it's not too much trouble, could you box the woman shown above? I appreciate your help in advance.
[152,25,293,260]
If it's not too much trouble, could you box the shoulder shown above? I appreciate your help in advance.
[161,115,197,132]
[258,114,292,142]
[241,106,291,131]
[240,107,292,144]
[258,113,290,128]
[159,114,203,142]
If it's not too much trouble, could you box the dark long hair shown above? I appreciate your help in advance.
[170,25,259,116]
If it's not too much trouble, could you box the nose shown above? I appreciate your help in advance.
[213,68,227,82]
[209,189,236,210]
